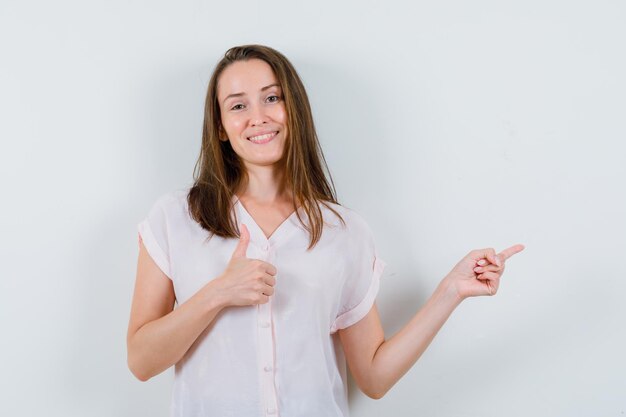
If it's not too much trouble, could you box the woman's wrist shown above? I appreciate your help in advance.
[198,277,230,312]
[439,275,465,306]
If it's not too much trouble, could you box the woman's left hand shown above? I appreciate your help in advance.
[445,244,525,300]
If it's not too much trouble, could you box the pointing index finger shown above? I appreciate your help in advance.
[498,244,525,261]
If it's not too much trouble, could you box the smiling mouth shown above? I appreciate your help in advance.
[247,131,278,144]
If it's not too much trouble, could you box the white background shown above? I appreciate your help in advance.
[1,0,624,416]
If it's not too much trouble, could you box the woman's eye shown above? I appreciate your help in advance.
[231,104,244,110]
[267,95,280,103]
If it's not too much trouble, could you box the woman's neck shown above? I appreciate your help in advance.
[236,164,293,205]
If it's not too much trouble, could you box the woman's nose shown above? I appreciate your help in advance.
[249,104,268,126]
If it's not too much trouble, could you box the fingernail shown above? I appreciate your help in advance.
[478,259,486,266]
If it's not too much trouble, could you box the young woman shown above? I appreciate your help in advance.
[127,44,525,417]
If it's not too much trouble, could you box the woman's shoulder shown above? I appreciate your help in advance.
[318,200,373,235]
[145,187,190,216]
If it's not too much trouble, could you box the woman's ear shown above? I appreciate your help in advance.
[218,125,228,141]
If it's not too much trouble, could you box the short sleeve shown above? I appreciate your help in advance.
[137,194,173,280]
[330,218,387,333]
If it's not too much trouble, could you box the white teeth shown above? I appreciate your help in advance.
[248,132,277,142]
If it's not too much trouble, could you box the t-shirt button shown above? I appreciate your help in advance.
[267,408,276,414]
[260,321,270,328]
[263,365,272,372]
[262,243,270,251]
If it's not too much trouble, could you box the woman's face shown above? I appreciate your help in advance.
[217,58,288,170]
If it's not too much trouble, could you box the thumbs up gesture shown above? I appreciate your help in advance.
[213,224,278,306]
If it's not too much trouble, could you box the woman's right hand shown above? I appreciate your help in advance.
[213,223,277,307]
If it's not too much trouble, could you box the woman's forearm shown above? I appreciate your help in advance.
[369,277,463,397]
[127,280,227,381]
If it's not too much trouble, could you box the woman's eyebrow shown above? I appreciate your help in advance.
[222,83,281,105]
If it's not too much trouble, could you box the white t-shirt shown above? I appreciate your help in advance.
[137,188,386,417]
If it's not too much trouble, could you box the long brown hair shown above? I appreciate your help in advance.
[187,44,345,250]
